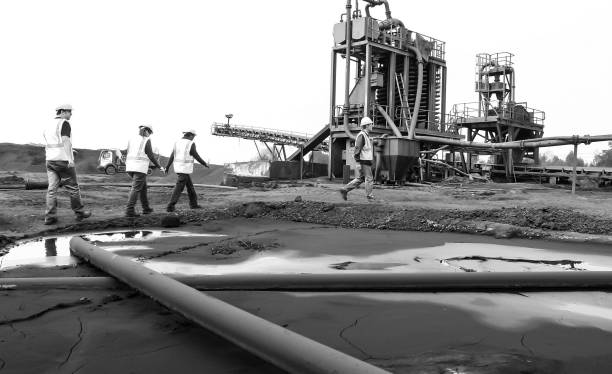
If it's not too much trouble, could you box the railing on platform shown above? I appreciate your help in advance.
[449,101,545,126]
[333,104,460,136]
[334,17,445,60]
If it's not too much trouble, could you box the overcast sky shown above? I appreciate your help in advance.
[1,0,610,164]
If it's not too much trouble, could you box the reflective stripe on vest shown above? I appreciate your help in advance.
[44,119,70,161]
[125,135,150,173]
[173,139,194,174]
[357,131,373,161]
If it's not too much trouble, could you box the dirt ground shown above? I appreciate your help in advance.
[2,170,612,248]
[2,171,612,373]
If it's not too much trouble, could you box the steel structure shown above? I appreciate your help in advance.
[211,122,328,161]
[327,0,461,180]
[449,52,546,178]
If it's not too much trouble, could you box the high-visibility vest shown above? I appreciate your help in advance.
[125,135,150,173]
[43,119,70,161]
[357,130,373,161]
[173,138,194,174]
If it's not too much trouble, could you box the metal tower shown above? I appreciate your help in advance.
[327,0,461,180]
[450,52,545,178]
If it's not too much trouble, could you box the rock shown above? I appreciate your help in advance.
[294,195,303,202]
[490,223,519,239]
[321,204,335,212]
[244,203,265,218]
[161,214,181,228]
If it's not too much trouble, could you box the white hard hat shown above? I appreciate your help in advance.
[55,104,73,111]
[183,129,197,135]
[360,117,373,127]
[139,124,154,133]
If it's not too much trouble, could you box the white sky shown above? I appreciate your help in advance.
[1,0,611,164]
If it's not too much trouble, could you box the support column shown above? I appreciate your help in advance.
[328,51,337,179]
[403,55,410,132]
[388,52,396,126]
[364,44,372,117]
[441,66,447,132]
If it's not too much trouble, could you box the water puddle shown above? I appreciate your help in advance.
[144,241,612,276]
[0,230,223,271]
[3,231,612,275]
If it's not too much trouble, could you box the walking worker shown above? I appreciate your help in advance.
[340,116,375,200]
[43,104,91,225]
[165,129,209,212]
[124,124,164,217]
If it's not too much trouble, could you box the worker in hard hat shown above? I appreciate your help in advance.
[42,104,91,225]
[164,129,209,212]
[124,125,164,217]
[340,116,375,201]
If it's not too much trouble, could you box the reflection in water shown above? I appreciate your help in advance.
[44,238,57,257]
[0,230,222,270]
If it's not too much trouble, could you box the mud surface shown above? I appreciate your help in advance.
[2,172,612,373]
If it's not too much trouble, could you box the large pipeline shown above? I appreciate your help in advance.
[405,45,424,139]
[414,134,612,150]
[373,106,612,151]
[69,237,388,374]
[364,0,404,30]
[376,105,403,137]
[6,271,612,292]
[8,180,237,191]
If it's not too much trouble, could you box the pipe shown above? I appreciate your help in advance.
[20,180,238,190]
[69,237,388,374]
[404,45,424,139]
[363,0,404,29]
[8,270,612,292]
[414,134,612,150]
[423,159,487,181]
[342,0,356,140]
[376,105,403,137]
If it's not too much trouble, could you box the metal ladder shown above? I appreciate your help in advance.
[394,72,412,127]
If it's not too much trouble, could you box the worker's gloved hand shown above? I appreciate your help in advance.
[160,166,166,174]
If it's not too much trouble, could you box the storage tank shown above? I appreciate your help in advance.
[380,137,420,182]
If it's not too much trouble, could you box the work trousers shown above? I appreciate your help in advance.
[45,161,85,219]
[167,173,198,208]
[126,172,150,213]
[344,162,373,197]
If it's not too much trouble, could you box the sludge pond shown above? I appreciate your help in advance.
[2,220,612,373]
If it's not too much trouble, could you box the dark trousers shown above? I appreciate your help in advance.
[167,173,198,208]
[45,161,85,218]
[126,172,150,213]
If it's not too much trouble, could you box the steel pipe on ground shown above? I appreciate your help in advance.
[69,237,388,374]
[22,180,237,190]
[6,271,612,292]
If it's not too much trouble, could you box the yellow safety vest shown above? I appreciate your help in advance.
[173,138,194,174]
[126,135,150,173]
[357,131,373,161]
[43,119,70,161]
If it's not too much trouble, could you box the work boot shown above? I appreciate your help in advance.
[190,205,202,209]
[44,217,58,225]
[366,195,375,201]
[75,210,91,221]
[125,211,140,218]
[339,189,348,201]
[142,207,154,215]
[166,206,175,213]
